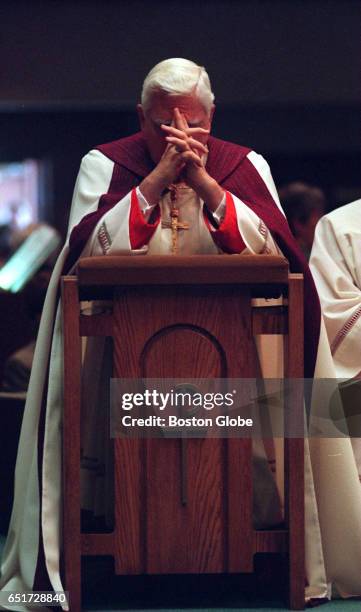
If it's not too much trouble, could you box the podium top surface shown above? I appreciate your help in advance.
[75,255,289,287]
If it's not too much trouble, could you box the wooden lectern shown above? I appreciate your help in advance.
[61,255,304,611]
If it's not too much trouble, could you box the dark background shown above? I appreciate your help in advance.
[0,0,360,237]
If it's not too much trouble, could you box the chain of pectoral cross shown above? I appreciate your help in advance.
[161,184,190,254]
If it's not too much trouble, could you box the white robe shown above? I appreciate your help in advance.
[310,199,361,489]
[1,150,361,609]
[310,200,361,380]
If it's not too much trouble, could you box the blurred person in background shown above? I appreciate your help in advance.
[278,181,326,260]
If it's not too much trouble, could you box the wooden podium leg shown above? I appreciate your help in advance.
[62,277,82,612]
[227,438,253,572]
[285,438,304,610]
[286,275,305,610]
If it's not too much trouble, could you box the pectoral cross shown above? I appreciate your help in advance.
[161,184,190,254]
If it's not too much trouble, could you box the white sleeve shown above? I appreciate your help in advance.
[86,193,134,255]
[231,192,280,255]
[203,152,282,255]
[67,150,146,258]
[247,151,286,217]
[66,149,114,240]
[86,187,159,256]
[136,186,158,220]
[207,190,280,256]
[310,214,361,378]
[211,192,226,224]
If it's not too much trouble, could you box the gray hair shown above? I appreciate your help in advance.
[141,58,215,114]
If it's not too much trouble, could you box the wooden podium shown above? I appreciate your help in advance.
[61,255,304,611]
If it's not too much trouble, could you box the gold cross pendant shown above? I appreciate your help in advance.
[162,207,190,253]
[161,185,190,254]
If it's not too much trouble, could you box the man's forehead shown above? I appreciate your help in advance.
[147,92,207,122]
[150,113,204,126]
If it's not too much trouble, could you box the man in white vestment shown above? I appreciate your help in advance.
[2,58,361,610]
[310,199,361,478]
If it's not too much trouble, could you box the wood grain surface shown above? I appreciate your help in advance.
[113,286,254,575]
[61,258,305,610]
[77,254,289,287]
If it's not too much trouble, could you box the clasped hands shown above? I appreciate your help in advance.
[141,108,224,212]
[160,107,208,184]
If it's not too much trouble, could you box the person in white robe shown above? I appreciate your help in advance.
[310,198,361,480]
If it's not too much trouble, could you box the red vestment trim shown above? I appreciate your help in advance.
[203,191,247,253]
[331,303,361,356]
[129,189,160,249]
